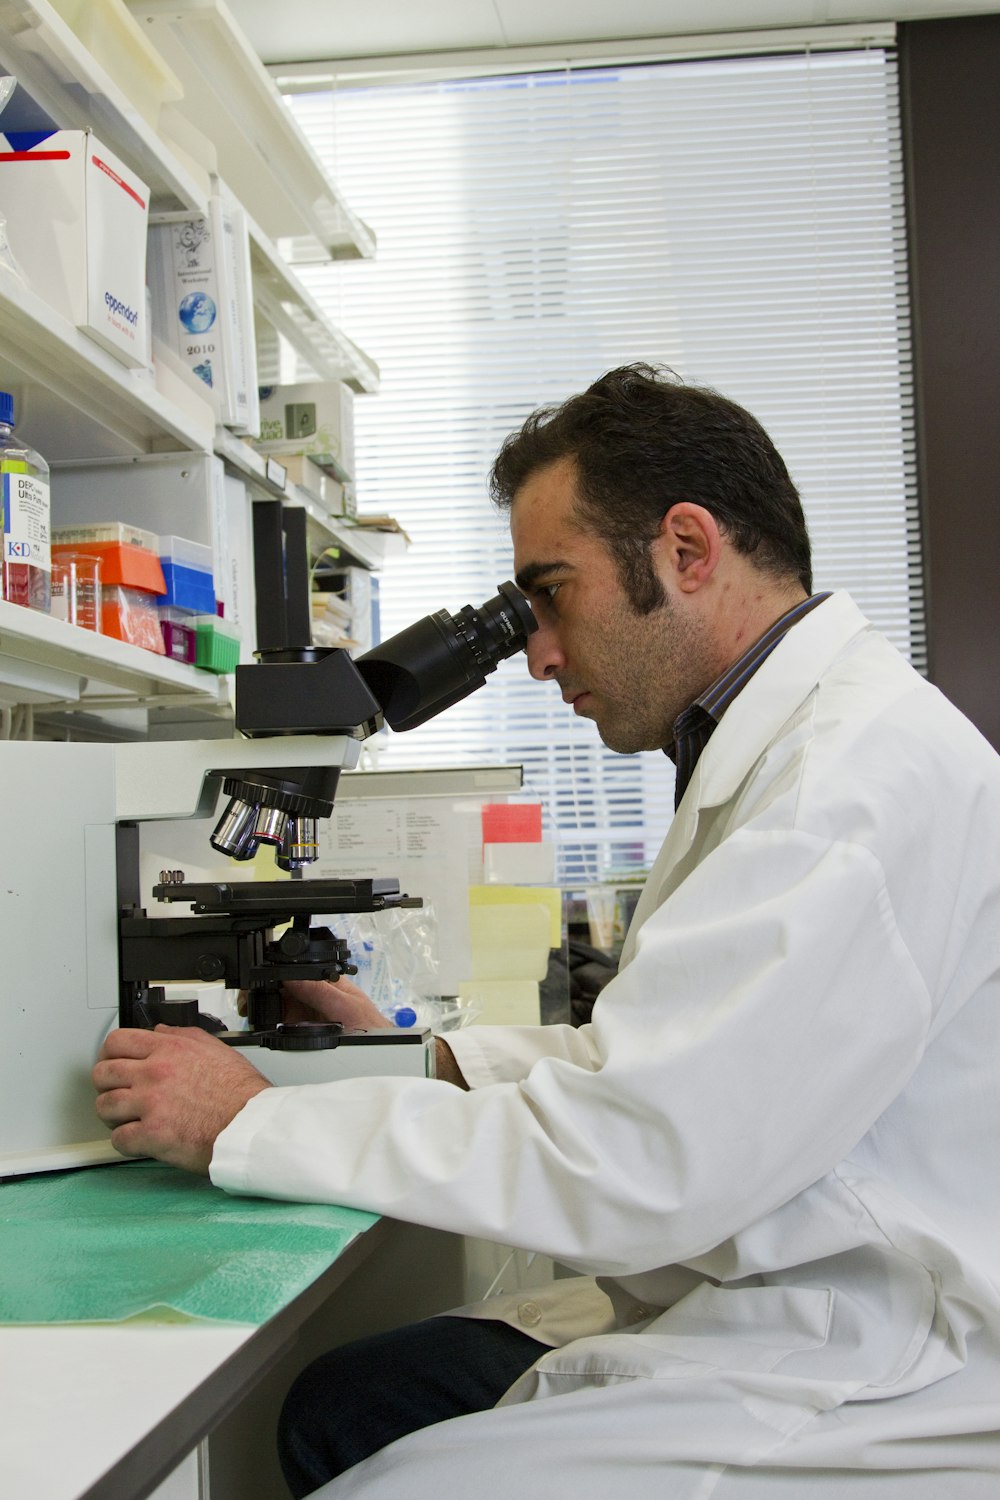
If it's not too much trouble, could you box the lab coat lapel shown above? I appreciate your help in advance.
[619,593,870,970]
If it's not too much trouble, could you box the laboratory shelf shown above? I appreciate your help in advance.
[0,599,231,707]
[214,428,388,569]
[0,0,377,399]
[248,219,380,395]
[0,0,208,213]
[295,497,386,570]
[0,265,215,461]
[214,424,284,496]
[125,0,376,264]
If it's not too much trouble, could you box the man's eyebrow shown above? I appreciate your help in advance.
[515,561,573,593]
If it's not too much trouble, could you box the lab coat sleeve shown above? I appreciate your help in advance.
[210,827,932,1276]
[444,1016,603,1087]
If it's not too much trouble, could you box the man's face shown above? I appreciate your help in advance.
[511,456,710,754]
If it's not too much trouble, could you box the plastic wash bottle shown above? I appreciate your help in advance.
[0,391,51,613]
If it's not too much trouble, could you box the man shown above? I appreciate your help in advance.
[94,366,1000,1499]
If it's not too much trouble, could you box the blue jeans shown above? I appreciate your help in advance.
[278,1315,548,1498]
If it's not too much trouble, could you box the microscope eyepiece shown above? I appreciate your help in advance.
[354,580,536,733]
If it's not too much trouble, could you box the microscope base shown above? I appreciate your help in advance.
[231,1027,435,1085]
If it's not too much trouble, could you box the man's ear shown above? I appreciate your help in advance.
[652,503,722,593]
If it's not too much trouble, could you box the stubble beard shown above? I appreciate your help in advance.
[591,593,709,756]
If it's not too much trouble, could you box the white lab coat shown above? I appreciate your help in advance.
[212,592,1000,1497]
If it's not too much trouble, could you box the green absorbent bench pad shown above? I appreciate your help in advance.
[0,1160,378,1325]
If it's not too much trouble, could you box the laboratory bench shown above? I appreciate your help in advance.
[0,1160,482,1500]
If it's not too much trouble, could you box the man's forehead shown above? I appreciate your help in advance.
[510,459,584,550]
[511,510,582,587]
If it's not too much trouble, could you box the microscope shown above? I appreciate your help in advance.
[0,582,535,1177]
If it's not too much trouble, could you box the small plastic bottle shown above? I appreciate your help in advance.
[1,391,51,614]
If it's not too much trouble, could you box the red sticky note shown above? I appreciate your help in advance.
[482,803,543,844]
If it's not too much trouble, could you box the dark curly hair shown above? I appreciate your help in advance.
[490,364,812,610]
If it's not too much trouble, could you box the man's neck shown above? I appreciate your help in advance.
[712,583,810,680]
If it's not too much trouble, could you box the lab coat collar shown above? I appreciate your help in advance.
[617,591,869,966]
[618,593,871,971]
[683,589,870,815]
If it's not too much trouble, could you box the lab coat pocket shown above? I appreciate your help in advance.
[501,1284,833,1399]
[499,1285,851,1462]
[642,1282,834,1376]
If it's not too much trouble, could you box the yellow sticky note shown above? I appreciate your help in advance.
[469,885,562,949]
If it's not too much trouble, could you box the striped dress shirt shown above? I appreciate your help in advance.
[670,592,831,809]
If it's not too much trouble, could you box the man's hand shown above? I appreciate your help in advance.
[277,975,391,1031]
[93,1026,271,1175]
[279,978,468,1088]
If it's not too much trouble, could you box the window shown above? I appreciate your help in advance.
[285,48,919,883]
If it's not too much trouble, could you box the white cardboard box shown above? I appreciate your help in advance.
[0,130,149,368]
[254,380,354,482]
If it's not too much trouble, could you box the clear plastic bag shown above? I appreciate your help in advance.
[335,905,479,1034]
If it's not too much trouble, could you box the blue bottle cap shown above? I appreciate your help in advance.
[0,392,14,426]
[393,1006,417,1029]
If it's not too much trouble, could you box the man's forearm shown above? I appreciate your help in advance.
[435,1037,469,1088]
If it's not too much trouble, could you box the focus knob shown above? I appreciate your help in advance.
[258,1023,345,1051]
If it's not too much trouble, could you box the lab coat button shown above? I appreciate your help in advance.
[518,1301,543,1327]
[627,1306,650,1324]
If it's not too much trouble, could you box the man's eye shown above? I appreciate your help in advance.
[539,583,562,603]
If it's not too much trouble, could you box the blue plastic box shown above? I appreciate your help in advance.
[159,560,215,613]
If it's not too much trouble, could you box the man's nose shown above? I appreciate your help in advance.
[526,624,565,681]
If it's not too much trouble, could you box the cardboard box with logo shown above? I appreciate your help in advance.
[254,380,355,483]
[0,130,148,369]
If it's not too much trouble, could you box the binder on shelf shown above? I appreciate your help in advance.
[147,182,258,433]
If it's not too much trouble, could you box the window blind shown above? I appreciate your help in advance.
[285,49,920,884]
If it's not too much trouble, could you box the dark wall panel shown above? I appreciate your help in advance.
[899,16,1000,749]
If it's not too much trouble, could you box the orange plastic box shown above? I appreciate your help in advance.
[51,540,165,594]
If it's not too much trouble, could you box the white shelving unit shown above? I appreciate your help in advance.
[295,496,388,571]
[0,0,206,213]
[214,428,390,571]
[248,219,379,394]
[0,599,231,707]
[125,0,375,264]
[0,0,382,714]
[0,267,227,709]
[0,266,214,462]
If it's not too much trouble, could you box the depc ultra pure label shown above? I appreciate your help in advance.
[2,473,51,573]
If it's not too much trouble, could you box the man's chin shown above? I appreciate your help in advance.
[597,723,645,755]
[596,716,666,756]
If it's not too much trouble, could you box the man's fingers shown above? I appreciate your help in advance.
[92,1022,267,1176]
[108,1121,153,1160]
[152,1023,217,1041]
[92,1058,138,1093]
[94,1084,142,1126]
[98,1027,163,1062]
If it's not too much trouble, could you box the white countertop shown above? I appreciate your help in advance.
[0,1219,388,1500]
